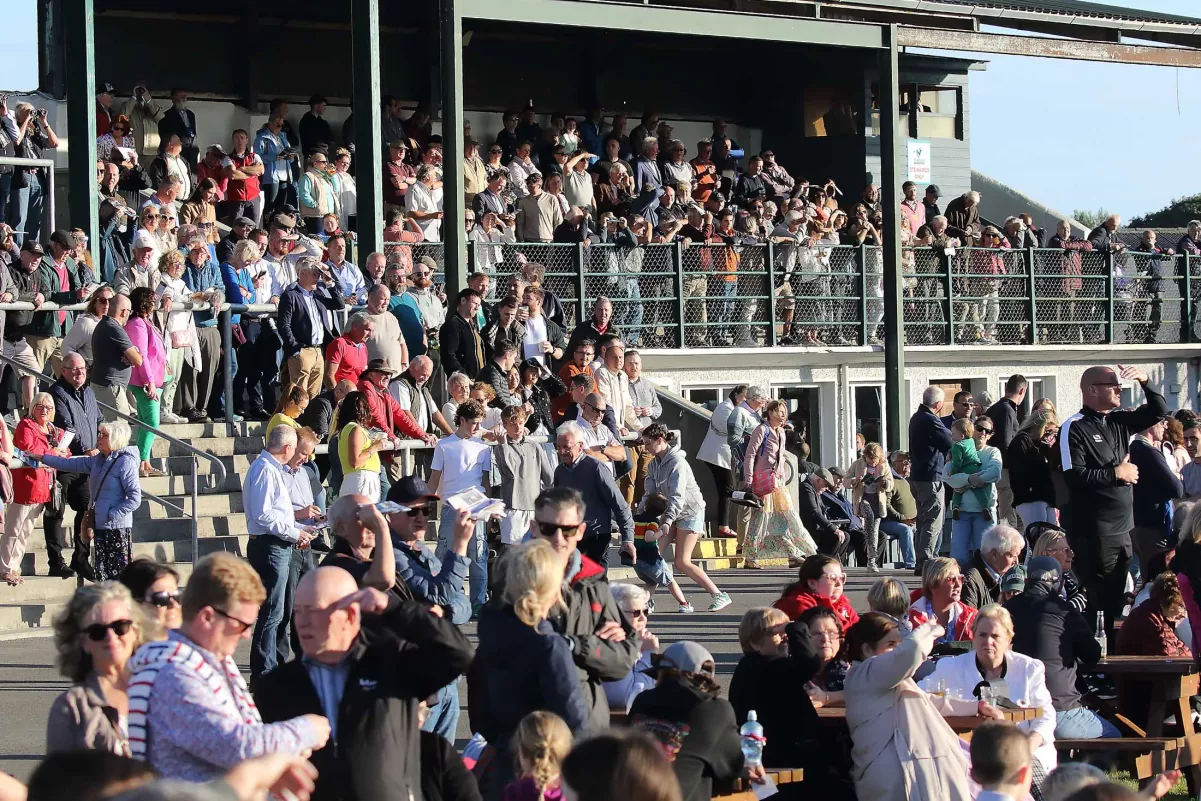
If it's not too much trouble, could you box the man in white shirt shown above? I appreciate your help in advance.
[242,425,315,683]
[577,392,627,476]
[507,141,540,199]
[429,398,492,612]
[261,215,324,301]
[592,338,640,435]
[407,261,447,331]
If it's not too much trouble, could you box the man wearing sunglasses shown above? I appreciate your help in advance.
[1062,364,1167,637]
[126,552,330,781]
[519,486,638,732]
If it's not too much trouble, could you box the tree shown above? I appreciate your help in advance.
[1073,208,1112,230]
[1129,195,1201,228]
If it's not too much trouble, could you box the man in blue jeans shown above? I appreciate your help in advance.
[384,476,474,742]
[243,425,317,686]
[880,450,917,569]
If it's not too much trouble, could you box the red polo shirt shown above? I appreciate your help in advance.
[325,335,368,387]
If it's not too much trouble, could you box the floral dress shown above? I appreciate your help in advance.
[743,426,818,564]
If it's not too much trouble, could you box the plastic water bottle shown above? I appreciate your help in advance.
[740,710,766,768]
[1095,612,1108,658]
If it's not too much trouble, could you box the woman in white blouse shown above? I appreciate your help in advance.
[333,148,357,233]
[696,385,748,540]
[156,250,203,425]
[920,604,1057,789]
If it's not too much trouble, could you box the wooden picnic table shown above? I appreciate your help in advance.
[815,704,1040,736]
[713,769,804,801]
[1078,655,1201,791]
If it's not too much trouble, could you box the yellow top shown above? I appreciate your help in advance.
[265,412,300,438]
[338,421,381,475]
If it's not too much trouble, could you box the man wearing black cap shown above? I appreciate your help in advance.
[96,82,117,138]
[1005,556,1116,740]
[216,216,256,265]
[299,95,335,158]
[923,184,941,220]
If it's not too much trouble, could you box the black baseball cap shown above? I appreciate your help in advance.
[925,184,941,197]
[387,475,440,505]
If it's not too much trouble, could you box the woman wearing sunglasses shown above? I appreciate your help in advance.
[46,582,149,755]
[120,558,183,630]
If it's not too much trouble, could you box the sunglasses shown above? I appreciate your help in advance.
[147,590,181,608]
[537,520,582,537]
[976,427,994,435]
[623,607,648,619]
[84,619,133,641]
[405,505,431,518]
[489,149,502,154]
[213,606,254,633]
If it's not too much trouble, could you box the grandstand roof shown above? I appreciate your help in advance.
[932,0,1201,26]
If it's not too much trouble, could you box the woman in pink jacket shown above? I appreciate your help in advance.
[124,287,168,477]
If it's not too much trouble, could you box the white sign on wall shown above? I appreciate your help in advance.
[907,140,932,184]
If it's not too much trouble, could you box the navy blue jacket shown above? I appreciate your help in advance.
[277,282,345,358]
[50,379,100,454]
[553,453,634,544]
[1129,437,1183,532]
[474,604,589,799]
[909,405,952,482]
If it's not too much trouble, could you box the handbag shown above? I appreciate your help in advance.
[170,328,195,349]
[82,454,126,542]
[750,428,777,498]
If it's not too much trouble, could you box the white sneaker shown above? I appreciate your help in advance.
[678,602,695,614]
[160,411,188,424]
[708,592,733,612]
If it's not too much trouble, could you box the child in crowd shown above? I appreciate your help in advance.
[866,577,909,621]
[849,441,893,572]
[492,406,554,558]
[503,711,573,801]
[632,492,692,613]
[949,418,990,519]
[968,722,1034,801]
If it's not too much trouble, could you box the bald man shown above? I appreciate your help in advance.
[255,565,475,801]
[1060,364,1168,635]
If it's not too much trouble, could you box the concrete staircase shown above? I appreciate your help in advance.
[1,421,261,635]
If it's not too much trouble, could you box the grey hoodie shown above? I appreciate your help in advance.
[641,444,706,530]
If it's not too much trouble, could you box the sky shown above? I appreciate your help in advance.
[0,0,1197,221]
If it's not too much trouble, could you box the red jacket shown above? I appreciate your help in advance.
[358,380,425,444]
[773,590,860,632]
[13,418,58,505]
[906,589,978,641]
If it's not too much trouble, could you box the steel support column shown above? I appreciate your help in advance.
[440,0,466,301]
[879,25,907,451]
[65,0,98,264]
[351,0,383,256]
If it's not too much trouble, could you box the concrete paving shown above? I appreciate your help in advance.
[0,565,914,783]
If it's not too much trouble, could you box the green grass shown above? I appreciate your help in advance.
[1109,768,1190,799]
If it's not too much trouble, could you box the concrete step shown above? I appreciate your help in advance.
[19,536,251,574]
[141,471,246,494]
[151,436,265,459]
[692,538,740,559]
[134,492,244,520]
[158,422,268,438]
[696,556,747,571]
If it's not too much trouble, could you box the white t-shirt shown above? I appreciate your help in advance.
[432,434,492,496]
[579,419,619,475]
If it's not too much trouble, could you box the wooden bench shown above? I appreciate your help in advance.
[713,769,804,801]
[1056,737,1179,781]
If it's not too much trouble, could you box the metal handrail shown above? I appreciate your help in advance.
[0,352,229,566]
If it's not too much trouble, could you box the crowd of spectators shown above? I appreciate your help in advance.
[3,92,1201,801]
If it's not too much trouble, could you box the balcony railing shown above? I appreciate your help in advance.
[421,242,1201,348]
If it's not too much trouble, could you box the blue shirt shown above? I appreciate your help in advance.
[302,657,350,742]
[182,255,223,327]
[281,461,318,525]
[389,293,426,357]
[242,451,302,543]
[392,536,471,624]
[298,286,324,346]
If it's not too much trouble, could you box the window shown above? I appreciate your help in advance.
[996,376,1052,419]
[915,86,960,140]
[852,385,885,450]
[681,386,724,411]
[869,82,964,141]
[772,385,820,462]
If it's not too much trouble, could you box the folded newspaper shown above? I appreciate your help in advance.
[445,488,506,520]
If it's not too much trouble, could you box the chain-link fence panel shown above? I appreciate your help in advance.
[479,243,580,329]
[678,243,770,347]
[902,247,948,345]
[771,244,861,345]
[1032,247,1108,345]
[1115,252,1184,345]
[580,243,680,349]
[1191,255,1201,342]
[948,248,1029,345]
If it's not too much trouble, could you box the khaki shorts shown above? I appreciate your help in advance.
[1,338,40,374]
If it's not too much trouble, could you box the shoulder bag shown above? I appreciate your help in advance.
[82,454,127,542]
[750,427,778,498]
